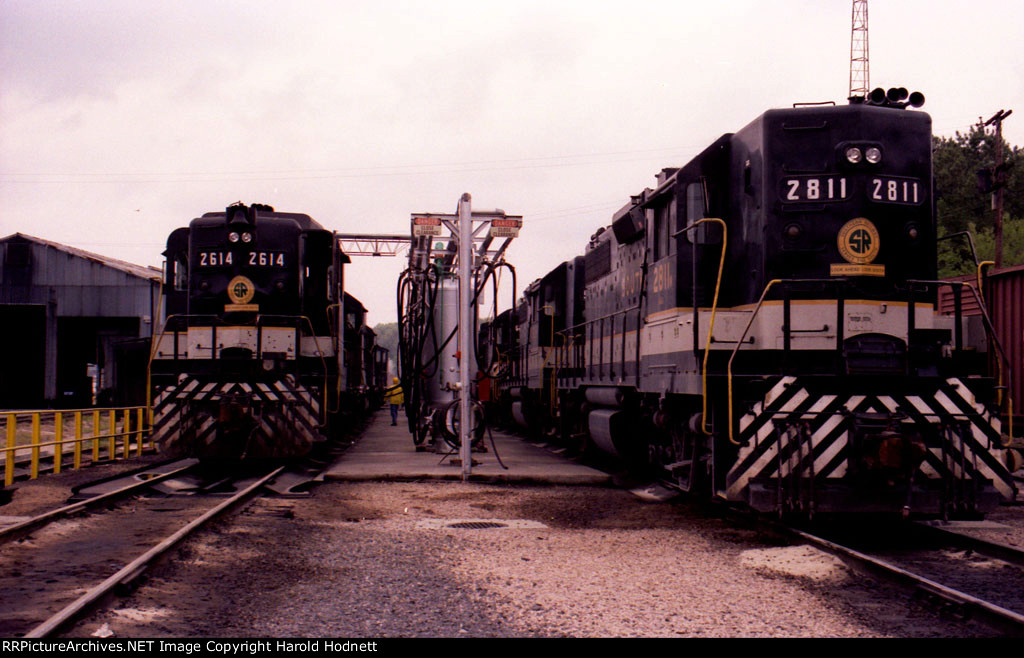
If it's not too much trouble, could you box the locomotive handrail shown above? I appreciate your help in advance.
[977,260,994,308]
[672,218,728,435]
[547,218,726,424]
[936,230,981,274]
[725,278,842,445]
[907,279,1014,442]
[325,303,344,413]
[560,304,641,382]
[727,278,1016,446]
[727,279,782,444]
[149,312,333,422]
[564,303,643,330]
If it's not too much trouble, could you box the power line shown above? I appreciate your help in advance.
[0,143,708,184]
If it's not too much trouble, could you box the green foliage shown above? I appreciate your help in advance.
[938,217,1024,277]
[373,322,398,361]
[971,216,1024,267]
[934,123,1023,276]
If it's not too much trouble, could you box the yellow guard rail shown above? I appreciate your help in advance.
[2,406,154,486]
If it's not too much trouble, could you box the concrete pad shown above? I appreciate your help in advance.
[325,412,612,486]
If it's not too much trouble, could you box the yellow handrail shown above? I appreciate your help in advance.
[974,261,1004,408]
[726,279,782,445]
[672,218,728,435]
[977,260,994,304]
[961,279,1014,442]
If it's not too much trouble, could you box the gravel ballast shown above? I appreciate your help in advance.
[60,480,1008,638]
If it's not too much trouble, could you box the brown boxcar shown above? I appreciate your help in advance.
[940,263,1024,436]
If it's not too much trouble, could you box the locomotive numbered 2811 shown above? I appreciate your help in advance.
[150,203,387,460]
[492,90,1018,517]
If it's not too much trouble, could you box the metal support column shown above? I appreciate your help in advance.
[457,194,473,480]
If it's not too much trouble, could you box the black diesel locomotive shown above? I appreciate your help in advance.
[490,90,1017,517]
[151,203,387,459]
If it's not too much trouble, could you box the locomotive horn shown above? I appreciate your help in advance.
[886,87,902,103]
[225,202,254,226]
[908,91,925,108]
[869,88,887,105]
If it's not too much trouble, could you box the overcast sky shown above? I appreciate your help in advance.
[2,0,1022,324]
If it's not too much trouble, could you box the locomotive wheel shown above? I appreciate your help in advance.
[663,422,710,495]
[558,408,589,456]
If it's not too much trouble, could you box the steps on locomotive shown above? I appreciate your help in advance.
[324,412,612,485]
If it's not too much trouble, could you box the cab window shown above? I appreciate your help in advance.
[684,181,719,244]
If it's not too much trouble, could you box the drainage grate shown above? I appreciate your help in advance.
[417,518,548,531]
[447,521,508,530]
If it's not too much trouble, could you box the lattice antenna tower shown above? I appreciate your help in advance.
[849,0,869,100]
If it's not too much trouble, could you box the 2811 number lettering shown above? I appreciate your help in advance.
[871,177,920,204]
[783,176,848,202]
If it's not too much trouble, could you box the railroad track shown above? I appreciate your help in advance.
[0,466,285,638]
[913,520,1024,570]
[3,450,158,486]
[779,522,1024,636]
[0,458,198,545]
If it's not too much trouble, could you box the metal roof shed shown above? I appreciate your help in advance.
[0,233,162,408]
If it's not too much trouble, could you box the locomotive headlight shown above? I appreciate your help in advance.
[241,232,253,243]
[199,279,210,290]
[228,232,240,243]
[845,147,863,164]
[865,147,882,164]
[784,223,803,241]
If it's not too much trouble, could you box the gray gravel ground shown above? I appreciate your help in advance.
[61,480,1005,638]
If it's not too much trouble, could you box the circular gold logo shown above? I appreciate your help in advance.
[837,218,880,264]
[227,276,255,305]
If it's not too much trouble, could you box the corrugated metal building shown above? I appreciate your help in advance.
[0,233,162,409]
[940,263,1024,434]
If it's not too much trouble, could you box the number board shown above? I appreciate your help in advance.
[869,176,922,205]
[197,251,285,267]
[198,251,233,267]
[780,175,923,205]
[247,251,285,267]
[780,176,850,202]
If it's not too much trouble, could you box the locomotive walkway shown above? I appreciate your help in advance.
[325,413,612,485]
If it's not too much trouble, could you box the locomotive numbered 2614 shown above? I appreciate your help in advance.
[150,203,387,460]
[489,90,1017,517]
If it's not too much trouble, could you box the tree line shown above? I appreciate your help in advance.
[934,122,1022,276]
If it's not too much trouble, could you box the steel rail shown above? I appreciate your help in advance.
[0,460,197,545]
[912,521,1024,570]
[785,526,1024,636]
[24,466,284,638]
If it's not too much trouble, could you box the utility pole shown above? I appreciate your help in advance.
[983,109,1013,267]
[849,1,869,100]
